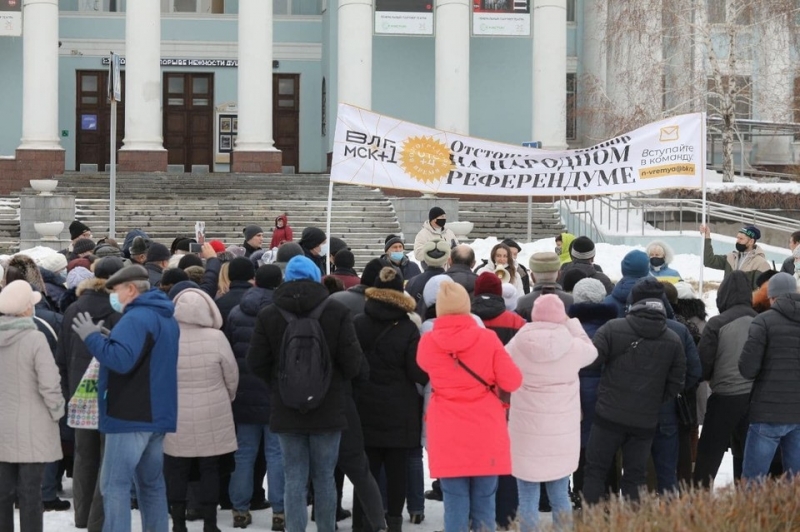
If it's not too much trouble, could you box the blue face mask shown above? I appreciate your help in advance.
[109,293,124,313]
[390,251,405,262]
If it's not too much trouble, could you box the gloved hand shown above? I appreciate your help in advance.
[72,312,105,342]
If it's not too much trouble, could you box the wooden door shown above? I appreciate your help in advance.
[75,70,125,171]
[163,72,214,171]
[273,74,300,172]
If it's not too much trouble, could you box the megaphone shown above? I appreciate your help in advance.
[495,266,509,283]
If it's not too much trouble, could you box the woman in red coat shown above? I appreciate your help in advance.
[418,282,522,532]
[269,214,293,249]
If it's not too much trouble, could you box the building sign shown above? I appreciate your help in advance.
[81,114,98,131]
[375,0,434,36]
[473,0,530,36]
[101,57,240,67]
[0,0,22,37]
[332,103,705,197]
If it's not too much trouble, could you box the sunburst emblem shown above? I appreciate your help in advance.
[399,136,454,184]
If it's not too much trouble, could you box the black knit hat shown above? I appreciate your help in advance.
[561,268,588,293]
[228,257,255,282]
[161,267,189,287]
[276,242,304,263]
[330,237,349,257]
[630,277,666,303]
[243,225,264,242]
[255,264,282,289]
[299,227,327,250]
[570,236,596,260]
[373,267,404,292]
[146,242,171,263]
[178,253,203,270]
[73,238,96,256]
[69,221,91,240]
[334,249,355,269]
[428,206,446,222]
[384,234,404,252]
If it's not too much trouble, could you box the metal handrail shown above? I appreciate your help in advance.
[557,202,607,244]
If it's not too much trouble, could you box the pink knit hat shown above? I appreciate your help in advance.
[530,293,567,323]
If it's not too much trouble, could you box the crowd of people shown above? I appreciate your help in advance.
[0,207,799,532]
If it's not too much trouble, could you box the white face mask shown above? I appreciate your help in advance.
[318,243,329,257]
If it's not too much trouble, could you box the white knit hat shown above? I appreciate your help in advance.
[572,278,607,305]
[38,253,68,274]
[423,274,454,309]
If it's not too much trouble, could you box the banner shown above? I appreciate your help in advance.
[331,104,704,196]
[473,0,530,36]
[375,0,433,35]
[0,0,21,37]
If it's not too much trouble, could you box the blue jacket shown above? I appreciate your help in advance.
[603,276,640,318]
[85,288,180,434]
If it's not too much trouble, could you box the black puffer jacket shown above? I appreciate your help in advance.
[557,260,614,294]
[445,264,478,294]
[354,287,428,448]
[233,358,270,425]
[591,299,686,431]
[226,286,275,359]
[247,280,363,433]
[216,280,252,329]
[739,292,800,424]
[329,284,367,317]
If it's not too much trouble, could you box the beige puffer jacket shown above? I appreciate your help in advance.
[0,317,64,463]
[413,220,459,262]
[164,288,239,458]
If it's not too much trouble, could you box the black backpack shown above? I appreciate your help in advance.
[276,300,331,413]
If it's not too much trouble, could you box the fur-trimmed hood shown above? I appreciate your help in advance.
[76,277,110,297]
[646,239,675,265]
[364,287,416,314]
[671,297,707,323]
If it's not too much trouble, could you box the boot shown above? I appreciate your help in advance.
[170,503,188,532]
[202,503,221,532]
[387,515,403,532]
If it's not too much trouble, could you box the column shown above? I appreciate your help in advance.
[19,0,61,151]
[435,0,470,134]
[233,0,282,173]
[338,0,373,109]
[118,0,167,172]
[532,0,567,150]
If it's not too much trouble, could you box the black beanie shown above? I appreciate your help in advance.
[73,238,96,256]
[146,242,171,263]
[255,264,282,289]
[69,220,91,240]
[630,277,666,303]
[178,254,203,270]
[428,206,446,222]
[561,268,588,293]
[360,258,384,287]
[334,249,355,269]
[330,237,349,257]
[299,227,327,250]
[384,234,404,252]
[276,242,304,263]
[570,236,596,260]
[228,257,255,282]
[243,225,264,242]
[161,267,190,287]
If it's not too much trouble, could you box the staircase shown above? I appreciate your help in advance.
[458,200,564,242]
[0,198,20,252]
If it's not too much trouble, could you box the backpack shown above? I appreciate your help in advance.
[276,300,332,413]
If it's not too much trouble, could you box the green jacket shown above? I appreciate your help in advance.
[703,239,771,289]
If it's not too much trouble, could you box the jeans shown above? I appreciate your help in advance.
[279,432,341,532]
[583,423,654,504]
[230,424,285,513]
[100,432,168,532]
[406,446,424,515]
[0,462,45,532]
[742,423,800,480]
[440,476,498,532]
[693,393,750,488]
[41,461,60,502]
[73,429,105,531]
[517,477,572,532]
[650,422,679,494]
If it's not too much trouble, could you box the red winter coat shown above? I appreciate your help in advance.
[270,214,294,249]
[418,314,522,478]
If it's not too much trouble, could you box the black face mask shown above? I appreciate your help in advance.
[555,246,562,256]
[650,257,666,268]
[435,219,446,229]
[735,243,748,253]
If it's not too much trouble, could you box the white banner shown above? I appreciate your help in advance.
[331,104,705,196]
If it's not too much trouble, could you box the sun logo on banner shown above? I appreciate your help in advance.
[399,136,454,184]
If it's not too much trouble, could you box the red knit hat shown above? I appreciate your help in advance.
[474,271,502,296]
[208,240,226,253]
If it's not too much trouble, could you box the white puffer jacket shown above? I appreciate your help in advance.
[0,317,64,463]
[164,288,239,458]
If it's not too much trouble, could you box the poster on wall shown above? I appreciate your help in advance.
[375,0,434,36]
[0,0,22,37]
[215,102,238,167]
[473,0,530,36]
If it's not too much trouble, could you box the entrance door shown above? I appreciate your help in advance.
[273,74,300,172]
[163,73,214,171]
[75,70,125,171]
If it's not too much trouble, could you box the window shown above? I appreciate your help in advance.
[160,0,225,13]
[273,0,322,15]
[566,73,577,141]
[567,0,576,23]
[706,0,751,25]
[76,0,124,11]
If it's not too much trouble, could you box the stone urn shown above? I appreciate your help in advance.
[29,179,59,196]
[34,221,65,241]
[448,221,474,240]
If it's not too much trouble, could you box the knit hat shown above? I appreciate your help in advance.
[334,249,355,270]
[172,237,192,254]
[621,250,650,278]
[421,240,451,268]
[284,255,322,283]
[739,225,761,241]
[570,236,596,260]
[561,269,588,293]
[501,283,518,312]
[474,271,502,296]
[276,242,304,263]
[428,206,446,222]
[146,242,171,263]
[502,239,521,252]
[423,274,454,309]
[243,225,264,242]
[675,281,697,300]
[528,252,561,273]
[330,237,349,257]
[373,267,404,292]
[160,267,189,288]
[630,277,666,303]
[384,234,404,252]
[38,253,68,274]
[66,266,94,290]
[229,257,255,282]
[360,258,385,287]
[209,240,226,254]
[256,264,282,289]
[105,264,150,290]
[69,220,91,240]
[436,281,470,316]
[178,254,203,269]
[0,280,41,315]
[531,293,567,323]
[299,227,327,251]
[94,243,123,258]
[768,272,798,298]
[93,257,125,280]
[572,278,607,304]
[68,258,92,272]
[130,236,150,256]
[73,238,96,256]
